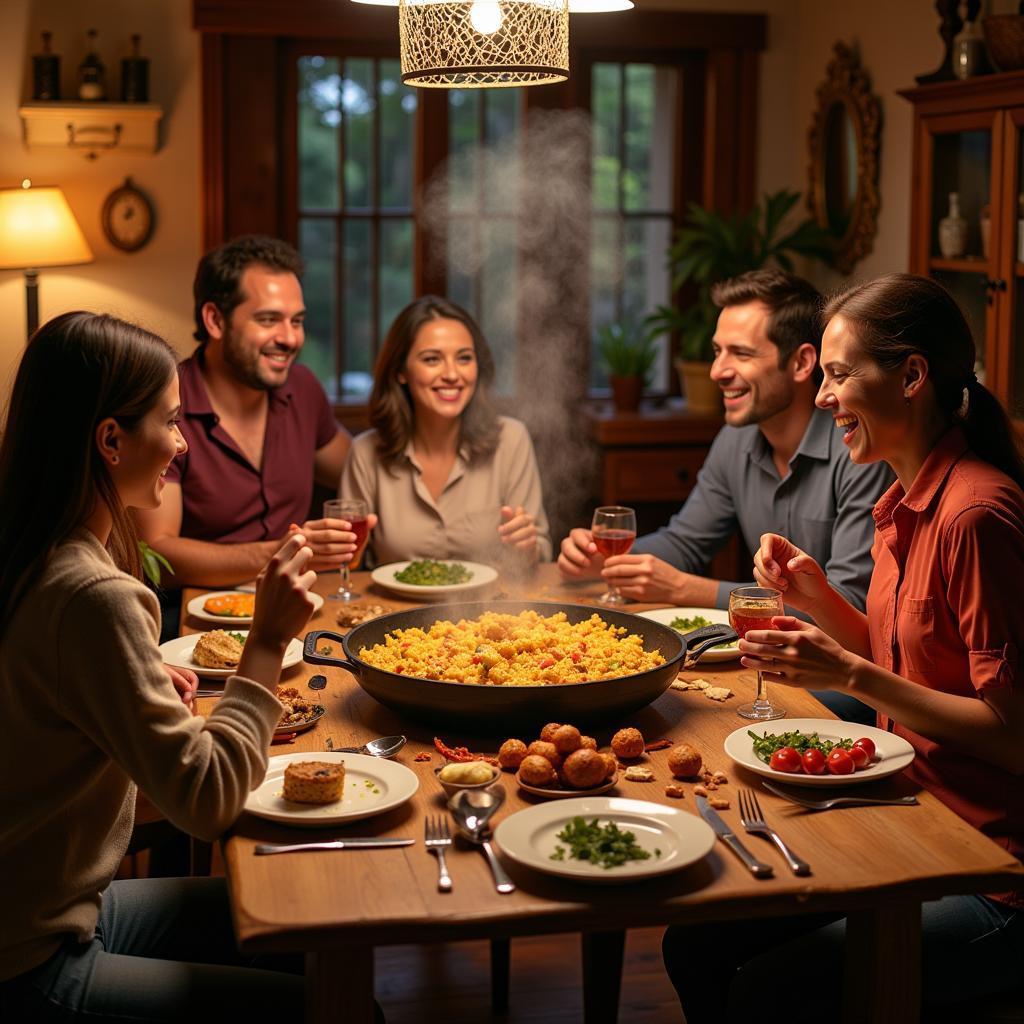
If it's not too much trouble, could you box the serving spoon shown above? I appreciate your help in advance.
[331,735,407,758]
[448,787,516,894]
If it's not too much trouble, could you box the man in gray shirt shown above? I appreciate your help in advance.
[559,270,892,720]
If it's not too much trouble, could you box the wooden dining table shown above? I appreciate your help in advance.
[182,565,1024,1024]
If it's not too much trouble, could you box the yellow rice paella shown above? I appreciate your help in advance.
[357,609,665,685]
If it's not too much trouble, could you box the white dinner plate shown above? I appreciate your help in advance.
[159,631,304,679]
[493,796,715,884]
[244,751,419,827]
[186,590,324,626]
[636,607,740,663]
[723,718,915,787]
[370,560,499,598]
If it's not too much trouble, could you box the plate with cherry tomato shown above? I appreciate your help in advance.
[722,719,915,787]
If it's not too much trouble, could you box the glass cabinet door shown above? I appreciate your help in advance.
[1004,106,1024,422]
[920,112,1000,390]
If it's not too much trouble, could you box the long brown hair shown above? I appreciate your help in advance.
[0,312,178,630]
[368,295,501,469]
[823,273,1024,489]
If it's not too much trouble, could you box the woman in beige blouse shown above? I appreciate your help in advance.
[341,296,552,568]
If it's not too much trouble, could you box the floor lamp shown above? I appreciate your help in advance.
[0,181,93,340]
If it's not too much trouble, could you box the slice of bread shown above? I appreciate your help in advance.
[192,629,244,669]
[283,760,345,804]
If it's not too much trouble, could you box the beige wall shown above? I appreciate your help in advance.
[0,0,200,400]
[0,0,1016,399]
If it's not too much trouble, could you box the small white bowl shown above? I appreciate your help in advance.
[434,763,501,799]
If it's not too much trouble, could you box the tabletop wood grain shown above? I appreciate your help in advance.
[182,565,1024,1024]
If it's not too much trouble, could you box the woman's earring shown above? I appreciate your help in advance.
[111,455,120,464]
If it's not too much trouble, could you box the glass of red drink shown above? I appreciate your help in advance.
[324,499,370,601]
[729,585,785,720]
[591,505,637,606]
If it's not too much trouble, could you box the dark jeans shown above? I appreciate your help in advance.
[663,894,1023,1023]
[809,687,878,726]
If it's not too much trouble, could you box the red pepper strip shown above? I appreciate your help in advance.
[272,733,297,745]
[645,739,672,752]
[433,736,500,766]
[413,752,432,762]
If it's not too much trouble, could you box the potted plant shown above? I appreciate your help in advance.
[647,189,832,412]
[597,320,658,413]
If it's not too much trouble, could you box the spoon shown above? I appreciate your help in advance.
[448,787,516,894]
[331,735,407,758]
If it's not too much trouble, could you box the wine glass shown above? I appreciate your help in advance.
[323,498,370,602]
[591,506,637,606]
[729,586,786,721]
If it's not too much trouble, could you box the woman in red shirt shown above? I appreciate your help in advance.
[663,273,1024,1021]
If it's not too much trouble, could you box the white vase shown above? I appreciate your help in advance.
[938,192,968,259]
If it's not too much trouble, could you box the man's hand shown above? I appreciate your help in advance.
[601,553,707,604]
[557,527,604,579]
[163,664,199,707]
[753,533,829,612]
[287,515,378,571]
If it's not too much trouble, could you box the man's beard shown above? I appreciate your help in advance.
[222,333,286,391]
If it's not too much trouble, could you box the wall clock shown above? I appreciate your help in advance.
[101,177,154,252]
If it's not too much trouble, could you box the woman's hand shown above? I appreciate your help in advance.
[248,534,316,657]
[557,528,603,578]
[740,615,862,693]
[753,533,830,612]
[499,505,538,558]
[163,664,199,707]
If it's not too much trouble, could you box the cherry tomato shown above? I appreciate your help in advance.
[827,748,855,775]
[770,746,802,773]
[848,744,870,770]
[853,737,876,760]
[801,748,827,775]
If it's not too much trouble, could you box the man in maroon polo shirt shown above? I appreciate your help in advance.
[136,236,359,597]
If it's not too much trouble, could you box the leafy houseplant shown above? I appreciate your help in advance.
[647,189,833,410]
[597,321,659,412]
[139,540,173,588]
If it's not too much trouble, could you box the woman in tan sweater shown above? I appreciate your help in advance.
[0,313,319,1020]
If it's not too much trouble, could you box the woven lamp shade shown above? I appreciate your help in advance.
[399,0,569,88]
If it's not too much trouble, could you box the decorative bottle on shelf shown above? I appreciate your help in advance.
[121,34,149,102]
[77,28,105,100]
[938,192,968,259]
[32,31,60,101]
[952,4,988,80]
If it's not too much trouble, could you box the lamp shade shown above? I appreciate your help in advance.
[0,184,93,270]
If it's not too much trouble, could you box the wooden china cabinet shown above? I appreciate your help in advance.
[901,70,1024,424]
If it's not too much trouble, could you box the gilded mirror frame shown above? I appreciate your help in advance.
[807,42,882,275]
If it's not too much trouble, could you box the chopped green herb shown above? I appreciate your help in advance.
[394,559,474,586]
[748,728,853,765]
[318,644,333,656]
[549,816,652,870]
[227,631,246,645]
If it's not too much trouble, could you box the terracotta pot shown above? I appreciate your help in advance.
[609,375,643,412]
[674,359,721,413]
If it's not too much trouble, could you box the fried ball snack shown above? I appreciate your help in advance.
[610,727,645,760]
[526,740,561,769]
[498,739,529,770]
[599,752,618,779]
[552,724,582,755]
[562,748,607,789]
[579,735,598,751]
[540,723,562,743]
[518,754,557,787]
[668,743,703,779]
[192,629,244,669]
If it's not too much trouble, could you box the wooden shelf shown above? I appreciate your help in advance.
[929,257,990,274]
[19,101,162,156]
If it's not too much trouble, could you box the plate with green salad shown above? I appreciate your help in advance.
[371,559,498,599]
[636,607,741,662]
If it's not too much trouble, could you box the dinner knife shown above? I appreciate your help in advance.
[255,838,415,855]
[695,796,773,878]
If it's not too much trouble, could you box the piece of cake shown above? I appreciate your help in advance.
[282,760,345,804]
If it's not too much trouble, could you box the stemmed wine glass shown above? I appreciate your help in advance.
[591,506,637,606]
[323,498,370,602]
[729,586,786,721]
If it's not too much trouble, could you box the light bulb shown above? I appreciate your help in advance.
[469,1,503,35]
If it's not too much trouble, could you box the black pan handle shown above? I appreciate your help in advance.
[303,629,361,672]
[678,623,739,661]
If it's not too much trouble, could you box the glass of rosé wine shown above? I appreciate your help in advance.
[324,499,370,601]
[729,586,786,720]
[591,505,637,606]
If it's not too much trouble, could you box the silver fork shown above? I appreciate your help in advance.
[424,815,453,893]
[739,788,811,876]
[762,781,919,811]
